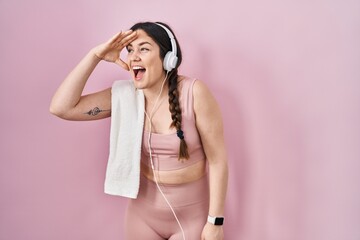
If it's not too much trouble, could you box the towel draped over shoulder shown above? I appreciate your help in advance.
[104,80,144,199]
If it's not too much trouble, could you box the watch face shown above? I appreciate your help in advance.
[214,217,224,225]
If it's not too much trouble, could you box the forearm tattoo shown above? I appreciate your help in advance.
[84,107,110,116]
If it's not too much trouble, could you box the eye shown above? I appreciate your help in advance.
[127,47,134,53]
[140,47,149,52]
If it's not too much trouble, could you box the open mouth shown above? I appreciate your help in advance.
[133,66,146,79]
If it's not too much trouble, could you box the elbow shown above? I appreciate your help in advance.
[49,103,67,119]
[49,106,62,118]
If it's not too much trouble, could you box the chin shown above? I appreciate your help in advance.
[132,80,145,89]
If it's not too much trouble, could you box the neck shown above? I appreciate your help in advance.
[143,74,169,104]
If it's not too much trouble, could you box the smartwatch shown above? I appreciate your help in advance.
[207,215,224,226]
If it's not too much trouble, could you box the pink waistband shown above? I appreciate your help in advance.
[135,174,209,208]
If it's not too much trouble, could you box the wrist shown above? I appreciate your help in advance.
[207,215,225,226]
[89,48,103,62]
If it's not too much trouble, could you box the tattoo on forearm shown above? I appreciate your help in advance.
[84,107,110,116]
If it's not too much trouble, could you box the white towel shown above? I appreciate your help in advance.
[104,80,144,199]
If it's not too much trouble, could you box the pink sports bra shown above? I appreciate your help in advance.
[141,77,206,171]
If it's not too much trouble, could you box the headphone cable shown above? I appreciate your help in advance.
[144,73,186,240]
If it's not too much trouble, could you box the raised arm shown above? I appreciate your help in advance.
[193,80,228,240]
[49,30,137,121]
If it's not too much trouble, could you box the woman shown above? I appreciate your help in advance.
[50,21,228,240]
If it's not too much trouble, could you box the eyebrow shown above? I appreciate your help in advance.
[128,41,153,47]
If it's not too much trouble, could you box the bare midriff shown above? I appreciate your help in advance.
[141,160,206,185]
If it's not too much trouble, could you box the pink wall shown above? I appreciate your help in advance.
[1,0,359,239]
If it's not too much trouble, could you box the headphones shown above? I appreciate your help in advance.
[155,23,178,72]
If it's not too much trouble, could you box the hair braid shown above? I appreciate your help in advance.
[130,22,187,160]
[168,69,189,160]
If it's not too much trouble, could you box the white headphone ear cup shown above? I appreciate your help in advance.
[169,53,178,70]
[163,51,178,72]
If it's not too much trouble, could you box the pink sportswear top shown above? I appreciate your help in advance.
[141,77,206,171]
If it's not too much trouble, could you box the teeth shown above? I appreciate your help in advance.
[132,66,145,70]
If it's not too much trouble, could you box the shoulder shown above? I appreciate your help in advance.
[192,79,214,103]
[177,75,195,87]
[177,76,217,107]
[191,79,221,119]
[192,79,223,138]
[111,80,137,95]
[112,79,134,89]
[177,75,209,95]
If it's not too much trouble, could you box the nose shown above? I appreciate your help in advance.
[129,50,141,61]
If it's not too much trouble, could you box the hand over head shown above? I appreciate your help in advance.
[92,30,138,70]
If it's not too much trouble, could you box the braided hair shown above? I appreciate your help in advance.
[130,22,189,160]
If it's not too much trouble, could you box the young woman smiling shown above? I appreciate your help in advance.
[50,22,228,240]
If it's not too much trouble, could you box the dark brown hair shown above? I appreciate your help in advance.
[130,21,189,160]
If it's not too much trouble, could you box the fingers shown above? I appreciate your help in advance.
[108,31,124,44]
[105,29,137,70]
[120,30,138,48]
[111,30,137,50]
[115,58,130,71]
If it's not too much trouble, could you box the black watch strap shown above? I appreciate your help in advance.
[207,215,224,225]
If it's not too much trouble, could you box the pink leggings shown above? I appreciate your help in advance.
[124,174,209,240]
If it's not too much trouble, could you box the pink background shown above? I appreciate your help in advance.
[1,0,359,239]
